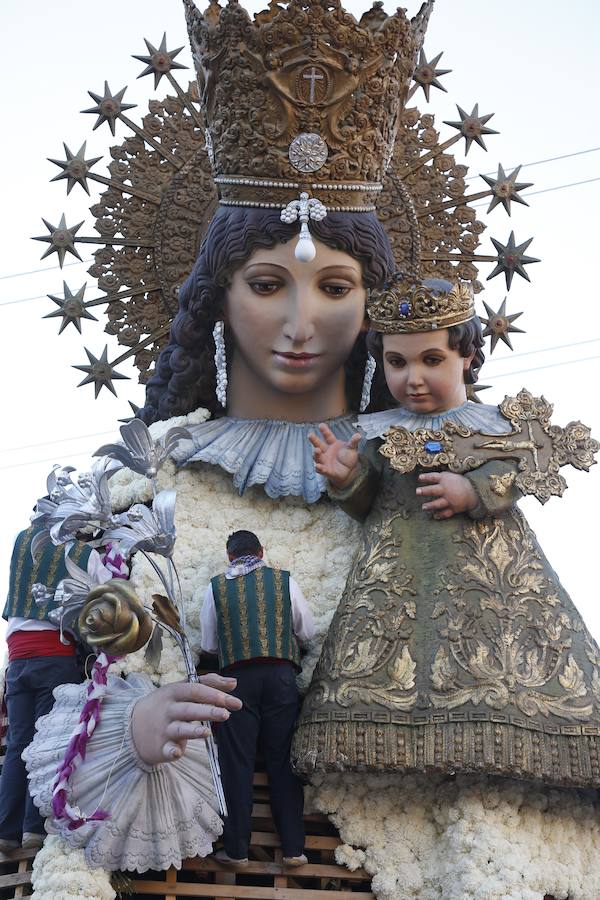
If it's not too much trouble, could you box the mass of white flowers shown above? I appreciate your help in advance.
[30,407,600,899]
[110,408,363,688]
[308,772,600,899]
[31,835,115,899]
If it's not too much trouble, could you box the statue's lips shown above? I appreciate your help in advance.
[273,351,321,368]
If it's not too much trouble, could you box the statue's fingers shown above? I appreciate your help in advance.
[308,432,327,452]
[348,433,362,449]
[416,482,444,497]
[318,422,338,445]
[162,740,184,761]
[418,472,442,484]
[199,672,237,692]
[166,720,210,742]
[170,681,242,711]
[170,699,233,723]
[422,497,449,512]
[433,508,455,520]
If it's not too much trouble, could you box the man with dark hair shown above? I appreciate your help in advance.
[201,530,314,868]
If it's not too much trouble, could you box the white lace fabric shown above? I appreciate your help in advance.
[23,674,222,872]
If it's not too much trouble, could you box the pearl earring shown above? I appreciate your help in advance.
[213,320,227,408]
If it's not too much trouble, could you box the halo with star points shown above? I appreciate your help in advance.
[412,50,451,102]
[82,82,136,136]
[44,283,98,334]
[444,103,499,154]
[487,231,540,290]
[48,142,102,195]
[133,34,187,88]
[480,164,533,216]
[73,346,130,398]
[32,214,83,268]
[480,298,525,352]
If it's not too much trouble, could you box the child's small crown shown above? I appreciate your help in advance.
[367,275,475,333]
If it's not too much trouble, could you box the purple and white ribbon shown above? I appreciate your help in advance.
[51,651,118,830]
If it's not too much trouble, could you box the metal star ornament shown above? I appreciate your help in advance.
[118,401,141,425]
[133,34,187,88]
[44,282,98,334]
[73,346,130,398]
[480,298,525,352]
[480,164,533,216]
[444,103,499,154]
[487,231,540,290]
[412,50,451,102]
[82,82,136,136]
[48,142,102,195]
[32,214,83,267]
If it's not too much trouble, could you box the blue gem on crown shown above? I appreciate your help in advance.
[398,300,412,318]
[424,440,443,453]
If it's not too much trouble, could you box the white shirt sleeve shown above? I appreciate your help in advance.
[289,577,315,646]
[200,584,219,655]
[86,549,114,585]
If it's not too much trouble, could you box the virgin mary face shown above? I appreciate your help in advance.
[224,239,367,421]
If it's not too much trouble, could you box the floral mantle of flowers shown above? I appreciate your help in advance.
[29,407,600,899]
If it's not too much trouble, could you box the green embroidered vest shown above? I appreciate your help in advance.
[211,567,301,670]
[3,526,93,623]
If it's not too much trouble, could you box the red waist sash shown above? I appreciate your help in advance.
[7,630,76,661]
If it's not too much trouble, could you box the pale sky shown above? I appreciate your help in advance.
[1,1,599,645]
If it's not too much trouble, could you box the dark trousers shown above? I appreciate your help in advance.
[217,661,305,859]
[0,655,82,839]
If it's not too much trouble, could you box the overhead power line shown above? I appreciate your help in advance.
[473,175,600,208]
[484,336,600,365]
[489,353,600,380]
[0,258,91,283]
[0,430,116,456]
[466,146,600,180]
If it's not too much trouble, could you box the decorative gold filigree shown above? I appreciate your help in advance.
[367,277,474,333]
[185,0,433,202]
[379,389,599,504]
[429,512,594,721]
[307,508,418,712]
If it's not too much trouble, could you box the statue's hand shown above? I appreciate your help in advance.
[310,423,361,489]
[131,673,242,765]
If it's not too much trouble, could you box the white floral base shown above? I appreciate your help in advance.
[309,773,600,899]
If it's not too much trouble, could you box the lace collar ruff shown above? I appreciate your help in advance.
[357,401,511,440]
[172,414,359,503]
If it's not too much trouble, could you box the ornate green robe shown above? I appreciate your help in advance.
[293,438,600,787]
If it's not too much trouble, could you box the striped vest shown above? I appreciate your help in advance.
[211,567,301,670]
[3,527,93,623]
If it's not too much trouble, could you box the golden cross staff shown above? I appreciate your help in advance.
[379,389,599,504]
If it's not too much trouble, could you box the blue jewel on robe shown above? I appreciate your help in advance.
[424,440,443,453]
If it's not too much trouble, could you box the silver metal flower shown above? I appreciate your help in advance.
[32,583,55,604]
[49,457,121,544]
[102,490,176,559]
[47,552,96,633]
[94,419,192,480]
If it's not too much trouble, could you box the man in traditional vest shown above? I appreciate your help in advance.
[201,530,314,868]
[0,524,114,853]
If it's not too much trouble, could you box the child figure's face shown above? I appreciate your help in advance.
[382,329,474,414]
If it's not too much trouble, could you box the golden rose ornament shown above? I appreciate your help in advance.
[78,580,153,655]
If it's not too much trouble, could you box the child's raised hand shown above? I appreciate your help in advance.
[309,423,362,489]
[416,472,478,519]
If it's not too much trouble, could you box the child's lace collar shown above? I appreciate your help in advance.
[357,401,511,440]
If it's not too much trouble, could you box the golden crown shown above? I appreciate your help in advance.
[184,0,433,213]
[367,277,475,333]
